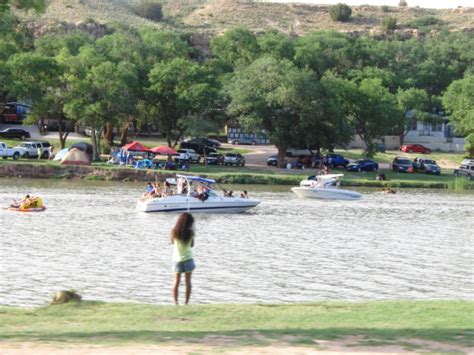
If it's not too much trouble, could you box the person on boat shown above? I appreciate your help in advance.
[323,165,330,175]
[240,190,249,198]
[171,212,196,305]
[152,182,162,197]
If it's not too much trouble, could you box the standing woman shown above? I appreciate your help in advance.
[171,212,196,305]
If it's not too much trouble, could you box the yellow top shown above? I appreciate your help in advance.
[172,237,193,262]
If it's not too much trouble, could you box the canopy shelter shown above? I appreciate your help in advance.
[150,145,177,155]
[122,141,150,152]
[176,174,216,184]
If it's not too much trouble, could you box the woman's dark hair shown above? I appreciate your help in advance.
[171,212,194,243]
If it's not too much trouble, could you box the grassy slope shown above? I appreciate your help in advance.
[17,0,474,35]
[0,301,472,348]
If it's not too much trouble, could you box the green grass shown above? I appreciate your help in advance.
[1,159,472,189]
[0,301,472,349]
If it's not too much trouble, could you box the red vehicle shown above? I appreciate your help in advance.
[400,144,431,154]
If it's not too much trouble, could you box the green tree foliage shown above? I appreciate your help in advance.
[396,87,431,145]
[381,17,397,31]
[398,0,407,6]
[64,46,139,159]
[294,31,355,78]
[0,0,46,13]
[329,3,352,22]
[442,75,474,156]
[257,29,295,61]
[145,58,219,147]
[210,27,260,70]
[326,74,402,157]
[226,57,348,166]
[132,0,163,22]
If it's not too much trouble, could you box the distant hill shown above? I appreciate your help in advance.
[18,0,474,36]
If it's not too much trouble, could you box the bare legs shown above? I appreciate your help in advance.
[173,273,181,305]
[173,272,192,305]
[184,272,192,305]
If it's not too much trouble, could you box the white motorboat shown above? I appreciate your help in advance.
[291,174,362,200]
[137,174,260,213]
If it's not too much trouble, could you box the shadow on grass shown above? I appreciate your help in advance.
[1,328,472,348]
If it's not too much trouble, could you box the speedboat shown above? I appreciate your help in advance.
[136,174,260,213]
[291,174,362,200]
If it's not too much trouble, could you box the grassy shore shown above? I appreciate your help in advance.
[0,301,472,351]
[1,158,473,189]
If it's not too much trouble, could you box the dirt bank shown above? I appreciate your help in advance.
[0,163,174,182]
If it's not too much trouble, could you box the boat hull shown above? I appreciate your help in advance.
[291,187,361,200]
[137,196,260,213]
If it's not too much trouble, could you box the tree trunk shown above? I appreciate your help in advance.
[277,145,287,168]
[91,128,102,161]
[57,115,69,149]
[120,124,129,146]
[103,122,114,146]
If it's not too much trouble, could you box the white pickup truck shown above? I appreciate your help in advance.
[0,142,25,160]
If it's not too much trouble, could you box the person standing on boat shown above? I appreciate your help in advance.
[171,213,196,305]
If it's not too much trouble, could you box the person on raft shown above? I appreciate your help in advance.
[11,195,43,210]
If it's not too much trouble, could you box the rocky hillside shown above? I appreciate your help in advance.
[17,0,474,37]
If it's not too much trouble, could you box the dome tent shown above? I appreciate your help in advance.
[60,148,90,165]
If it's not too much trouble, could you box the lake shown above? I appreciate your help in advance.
[0,178,472,306]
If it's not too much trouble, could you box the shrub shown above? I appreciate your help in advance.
[329,3,352,22]
[406,16,442,28]
[382,16,397,31]
[380,5,390,12]
[132,0,163,22]
[399,0,408,6]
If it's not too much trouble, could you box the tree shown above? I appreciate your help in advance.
[210,27,260,70]
[396,87,431,146]
[294,31,354,78]
[6,52,61,135]
[64,46,139,159]
[257,29,295,61]
[442,75,474,156]
[226,56,346,167]
[145,58,219,148]
[326,75,402,157]
[329,3,352,22]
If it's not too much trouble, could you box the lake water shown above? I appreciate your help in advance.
[0,178,473,306]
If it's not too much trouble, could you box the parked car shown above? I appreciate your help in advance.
[0,128,31,140]
[346,159,379,172]
[400,144,431,154]
[187,137,221,148]
[15,141,52,158]
[454,159,474,180]
[205,152,224,165]
[180,141,216,156]
[173,149,201,163]
[413,158,441,175]
[267,155,288,167]
[326,154,349,168]
[0,142,25,160]
[224,153,245,166]
[391,157,414,173]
